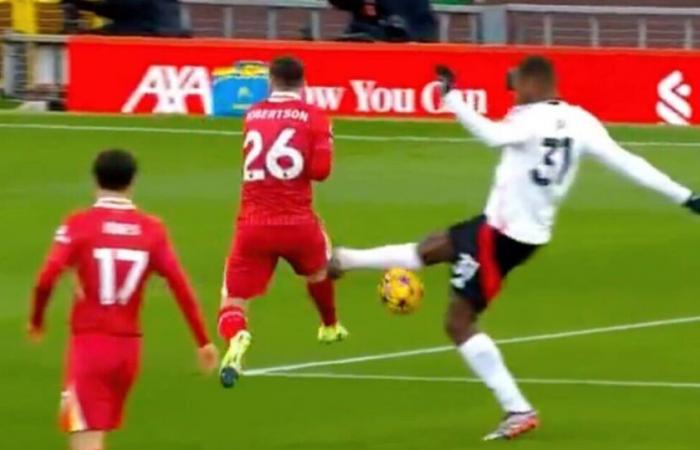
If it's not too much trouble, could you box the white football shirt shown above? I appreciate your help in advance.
[444,91,692,245]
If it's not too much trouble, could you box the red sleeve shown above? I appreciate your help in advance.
[152,227,211,347]
[30,223,75,329]
[306,110,333,181]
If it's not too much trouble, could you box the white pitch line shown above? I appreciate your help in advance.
[253,371,700,390]
[244,315,700,376]
[0,122,698,147]
[245,345,452,376]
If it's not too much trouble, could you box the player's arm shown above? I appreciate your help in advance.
[306,111,333,181]
[29,223,75,338]
[152,229,212,348]
[584,116,695,208]
[437,65,531,148]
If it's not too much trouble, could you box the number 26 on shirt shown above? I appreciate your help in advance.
[243,128,305,181]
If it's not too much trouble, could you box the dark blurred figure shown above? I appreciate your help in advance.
[329,0,437,42]
[62,0,190,37]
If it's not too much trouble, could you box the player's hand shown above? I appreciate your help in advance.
[197,343,219,375]
[684,194,700,214]
[27,323,44,344]
[435,65,456,97]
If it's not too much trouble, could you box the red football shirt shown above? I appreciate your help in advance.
[30,197,210,347]
[238,91,333,225]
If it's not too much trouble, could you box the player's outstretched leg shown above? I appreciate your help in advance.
[217,298,252,388]
[330,232,452,277]
[445,297,539,441]
[306,269,349,343]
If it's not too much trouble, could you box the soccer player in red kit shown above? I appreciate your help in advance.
[218,56,347,387]
[28,149,219,450]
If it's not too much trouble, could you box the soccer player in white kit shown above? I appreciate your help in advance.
[331,56,700,441]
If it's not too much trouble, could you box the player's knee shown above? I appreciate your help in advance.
[418,231,453,266]
[220,297,248,310]
[444,315,470,344]
[443,299,478,345]
[305,268,328,284]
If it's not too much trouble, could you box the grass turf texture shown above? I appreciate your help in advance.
[1,113,700,449]
[0,97,20,110]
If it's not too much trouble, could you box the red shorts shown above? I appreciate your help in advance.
[60,334,140,433]
[223,222,330,299]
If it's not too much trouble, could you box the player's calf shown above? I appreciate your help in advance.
[218,298,252,388]
[306,270,337,327]
[448,298,535,433]
[443,294,480,345]
[306,270,349,343]
[217,299,248,342]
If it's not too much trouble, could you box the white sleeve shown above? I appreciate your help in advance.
[584,115,691,204]
[444,91,530,148]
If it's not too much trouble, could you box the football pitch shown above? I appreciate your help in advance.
[1,113,700,449]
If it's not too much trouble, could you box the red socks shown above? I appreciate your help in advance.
[218,281,335,338]
[307,278,337,326]
[217,306,247,341]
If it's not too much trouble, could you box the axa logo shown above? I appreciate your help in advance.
[656,70,692,125]
[123,65,212,114]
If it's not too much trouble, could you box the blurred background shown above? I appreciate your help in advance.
[2,0,700,109]
[1,0,699,44]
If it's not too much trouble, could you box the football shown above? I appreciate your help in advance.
[378,268,424,314]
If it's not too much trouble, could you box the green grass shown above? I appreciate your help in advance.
[0,97,20,110]
[1,113,700,449]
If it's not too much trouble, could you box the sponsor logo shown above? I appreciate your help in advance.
[123,65,487,116]
[450,253,480,289]
[123,65,212,114]
[350,80,486,115]
[305,86,345,111]
[656,70,692,125]
[213,61,269,116]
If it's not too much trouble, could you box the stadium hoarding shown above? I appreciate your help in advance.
[68,36,698,125]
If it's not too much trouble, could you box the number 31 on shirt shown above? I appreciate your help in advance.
[243,128,305,181]
[530,137,573,186]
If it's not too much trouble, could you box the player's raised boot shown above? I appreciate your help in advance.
[317,322,349,344]
[219,330,252,388]
[482,411,540,441]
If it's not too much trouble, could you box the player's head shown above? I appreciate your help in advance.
[93,149,138,193]
[511,55,557,105]
[270,56,305,93]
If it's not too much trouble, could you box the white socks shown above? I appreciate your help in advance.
[336,243,423,271]
[336,246,531,413]
[459,333,533,413]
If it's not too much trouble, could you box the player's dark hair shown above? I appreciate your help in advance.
[517,55,556,87]
[270,56,305,89]
[93,149,137,191]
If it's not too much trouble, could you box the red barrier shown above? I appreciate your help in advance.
[68,36,700,124]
